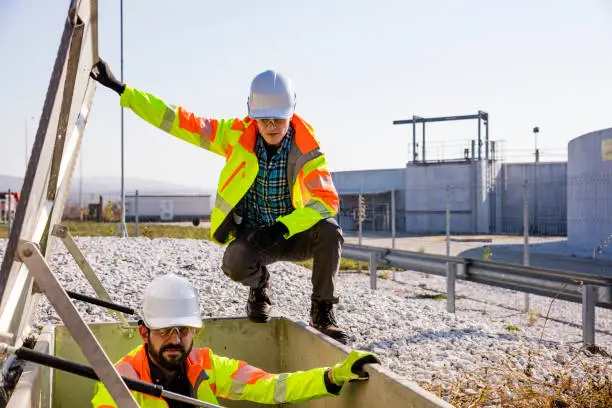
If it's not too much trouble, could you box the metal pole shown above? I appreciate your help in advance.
[523,180,530,312]
[135,190,139,237]
[52,225,132,327]
[391,190,396,280]
[471,139,475,161]
[18,242,140,407]
[0,344,226,408]
[422,122,426,163]
[485,114,489,162]
[582,284,596,345]
[357,193,363,271]
[445,185,451,256]
[446,262,456,313]
[118,0,128,237]
[358,193,363,246]
[477,115,481,161]
[369,252,378,290]
[412,117,416,162]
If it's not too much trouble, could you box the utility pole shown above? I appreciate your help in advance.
[117,0,128,237]
[533,126,540,163]
[533,126,539,238]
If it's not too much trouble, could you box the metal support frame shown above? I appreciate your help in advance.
[16,240,139,408]
[394,111,489,164]
[51,224,132,328]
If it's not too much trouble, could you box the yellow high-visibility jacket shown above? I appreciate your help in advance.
[91,345,336,407]
[119,86,339,244]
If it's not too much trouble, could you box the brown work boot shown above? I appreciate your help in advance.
[246,282,271,323]
[309,299,349,345]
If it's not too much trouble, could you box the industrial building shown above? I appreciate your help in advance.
[123,193,211,222]
[330,114,611,254]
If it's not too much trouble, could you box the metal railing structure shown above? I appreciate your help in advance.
[341,243,612,345]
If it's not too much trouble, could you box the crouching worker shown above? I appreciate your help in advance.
[91,274,379,407]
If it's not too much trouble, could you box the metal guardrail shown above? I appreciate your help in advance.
[341,243,612,345]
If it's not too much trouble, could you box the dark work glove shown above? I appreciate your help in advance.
[246,222,289,252]
[90,58,126,95]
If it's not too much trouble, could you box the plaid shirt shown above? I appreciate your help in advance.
[235,126,295,227]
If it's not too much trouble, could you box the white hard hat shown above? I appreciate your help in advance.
[247,70,296,119]
[141,274,202,329]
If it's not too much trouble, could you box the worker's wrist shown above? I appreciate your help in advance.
[111,81,126,95]
[324,368,342,394]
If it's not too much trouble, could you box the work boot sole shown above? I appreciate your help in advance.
[309,321,349,345]
[246,304,271,323]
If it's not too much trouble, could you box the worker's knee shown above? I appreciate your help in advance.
[313,218,344,245]
[221,241,258,282]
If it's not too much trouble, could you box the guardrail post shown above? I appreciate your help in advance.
[135,190,139,237]
[369,252,378,290]
[582,284,596,345]
[446,262,456,313]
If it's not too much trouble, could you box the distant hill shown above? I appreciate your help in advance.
[0,175,215,203]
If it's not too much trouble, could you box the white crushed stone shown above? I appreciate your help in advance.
[1,237,610,388]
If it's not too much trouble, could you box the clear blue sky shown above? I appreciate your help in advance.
[1,0,611,190]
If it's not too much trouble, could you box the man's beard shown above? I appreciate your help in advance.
[148,341,193,371]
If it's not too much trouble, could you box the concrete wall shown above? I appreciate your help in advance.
[332,168,406,194]
[332,169,406,232]
[499,163,567,236]
[568,128,612,251]
[404,162,479,234]
[332,162,499,235]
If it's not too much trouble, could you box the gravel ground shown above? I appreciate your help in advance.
[1,236,611,402]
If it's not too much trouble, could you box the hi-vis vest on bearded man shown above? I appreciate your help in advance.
[119,86,339,245]
[91,344,334,407]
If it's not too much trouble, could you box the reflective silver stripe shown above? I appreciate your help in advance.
[273,373,289,403]
[229,380,246,398]
[233,365,263,383]
[306,200,333,217]
[296,149,322,172]
[215,195,233,214]
[160,105,176,132]
[293,149,323,186]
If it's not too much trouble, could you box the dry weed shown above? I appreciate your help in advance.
[419,284,612,407]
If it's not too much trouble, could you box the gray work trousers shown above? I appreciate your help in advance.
[221,218,343,302]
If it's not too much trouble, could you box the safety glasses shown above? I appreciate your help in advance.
[256,118,286,128]
[150,326,196,338]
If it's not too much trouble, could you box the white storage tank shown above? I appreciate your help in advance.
[567,127,612,252]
